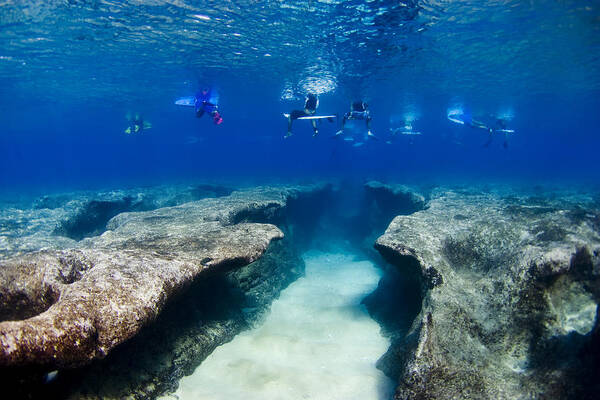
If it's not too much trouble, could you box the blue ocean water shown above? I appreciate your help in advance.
[2,3,600,399]
[1,0,599,194]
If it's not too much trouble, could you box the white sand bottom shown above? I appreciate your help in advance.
[164,251,395,400]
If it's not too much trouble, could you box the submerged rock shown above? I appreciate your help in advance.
[363,181,428,236]
[375,188,600,399]
[0,183,234,258]
[0,185,322,371]
[364,181,428,212]
[58,238,305,400]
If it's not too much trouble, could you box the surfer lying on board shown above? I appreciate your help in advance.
[285,93,319,138]
[335,100,375,139]
[195,87,223,125]
[447,110,513,149]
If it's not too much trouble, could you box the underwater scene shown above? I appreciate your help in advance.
[1,1,599,399]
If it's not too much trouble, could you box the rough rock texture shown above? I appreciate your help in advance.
[346,181,429,258]
[0,206,78,259]
[0,183,234,258]
[364,181,428,214]
[375,187,600,399]
[49,239,304,400]
[0,185,320,371]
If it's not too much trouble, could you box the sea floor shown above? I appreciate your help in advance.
[163,251,395,400]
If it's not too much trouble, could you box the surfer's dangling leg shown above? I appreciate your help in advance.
[335,113,348,137]
[366,114,375,138]
[285,115,293,138]
[483,129,493,147]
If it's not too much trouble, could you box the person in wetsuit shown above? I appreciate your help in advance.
[335,100,375,138]
[125,112,151,134]
[195,87,223,125]
[285,93,319,138]
[448,111,511,149]
[483,118,510,149]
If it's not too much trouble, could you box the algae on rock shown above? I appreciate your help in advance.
[375,187,600,399]
[0,185,326,399]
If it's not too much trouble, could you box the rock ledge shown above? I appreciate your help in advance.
[0,186,319,369]
[376,188,600,399]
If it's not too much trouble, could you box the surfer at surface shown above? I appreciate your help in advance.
[483,118,513,149]
[125,112,151,134]
[195,87,223,125]
[285,93,319,138]
[335,100,375,139]
[447,109,514,149]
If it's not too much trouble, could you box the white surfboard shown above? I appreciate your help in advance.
[391,128,422,136]
[283,113,336,120]
[447,116,465,125]
[175,96,196,106]
[496,129,515,133]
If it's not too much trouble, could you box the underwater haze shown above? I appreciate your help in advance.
[2,2,600,400]
[1,0,599,191]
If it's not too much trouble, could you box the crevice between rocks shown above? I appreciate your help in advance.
[2,182,430,400]
[45,239,303,400]
[12,187,331,399]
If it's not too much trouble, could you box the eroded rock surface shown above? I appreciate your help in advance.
[364,181,428,215]
[375,187,600,399]
[0,183,234,257]
[0,185,320,371]
[52,238,304,400]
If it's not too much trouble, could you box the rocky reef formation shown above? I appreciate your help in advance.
[364,181,428,216]
[50,239,304,400]
[374,187,600,399]
[314,181,429,257]
[7,180,598,399]
[0,184,325,398]
[363,181,428,235]
[0,183,234,258]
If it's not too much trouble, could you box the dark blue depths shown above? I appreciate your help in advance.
[0,0,599,193]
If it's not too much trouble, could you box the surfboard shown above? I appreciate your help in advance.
[447,116,465,125]
[283,113,336,120]
[496,129,515,133]
[391,128,422,136]
[175,96,196,106]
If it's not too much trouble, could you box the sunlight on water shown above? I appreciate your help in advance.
[165,252,394,400]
